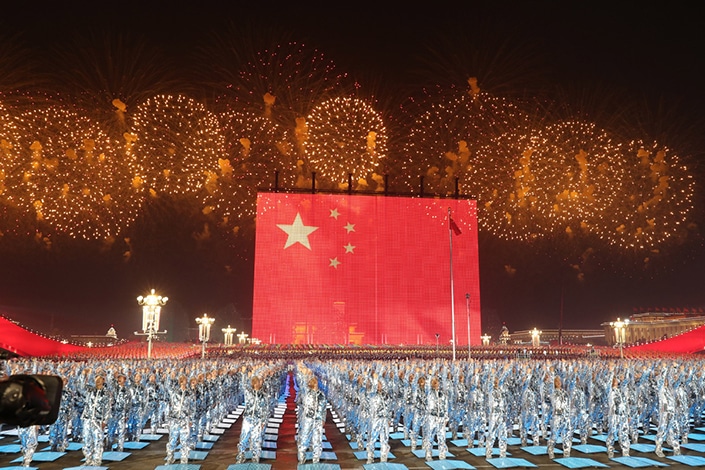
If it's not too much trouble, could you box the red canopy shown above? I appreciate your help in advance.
[0,315,85,357]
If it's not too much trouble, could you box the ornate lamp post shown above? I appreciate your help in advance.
[135,289,168,359]
[237,331,249,344]
[481,334,491,346]
[196,314,215,359]
[222,325,236,346]
[530,327,542,348]
[610,317,629,358]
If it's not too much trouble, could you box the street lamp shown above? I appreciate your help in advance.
[237,331,249,344]
[135,289,168,359]
[196,314,215,359]
[435,333,440,354]
[481,334,491,346]
[530,327,542,348]
[222,325,236,346]
[610,317,629,358]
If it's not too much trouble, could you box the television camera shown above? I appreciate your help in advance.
[0,375,62,427]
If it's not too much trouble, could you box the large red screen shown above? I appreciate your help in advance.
[252,193,481,346]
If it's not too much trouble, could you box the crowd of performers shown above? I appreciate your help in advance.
[3,355,705,466]
[310,357,705,461]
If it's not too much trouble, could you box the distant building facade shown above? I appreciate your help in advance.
[601,310,705,345]
[70,326,120,347]
[510,329,606,346]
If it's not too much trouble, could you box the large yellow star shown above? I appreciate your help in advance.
[277,213,318,250]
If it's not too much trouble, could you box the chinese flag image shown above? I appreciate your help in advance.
[251,192,481,346]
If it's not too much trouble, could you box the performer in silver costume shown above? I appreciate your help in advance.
[18,425,39,467]
[424,375,449,461]
[410,375,427,452]
[81,374,111,467]
[49,376,72,452]
[392,368,407,438]
[589,367,609,436]
[675,368,692,445]
[165,375,195,465]
[571,372,591,445]
[236,374,270,464]
[547,375,572,459]
[297,375,328,464]
[606,375,631,458]
[690,369,705,427]
[71,368,91,443]
[365,375,392,464]
[630,365,652,442]
[655,371,682,457]
[485,374,508,459]
[343,370,363,446]
[126,371,145,442]
[353,374,369,450]
[466,368,487,449]
[520,368,542,447]
[539,368,554,443]
[106,372,131,452]
[142,372,162,434]
[448,370,467,441]
[402,371,416,443]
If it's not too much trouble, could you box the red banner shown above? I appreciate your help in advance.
[252,193,481,346]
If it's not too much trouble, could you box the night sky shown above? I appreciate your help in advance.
[1,1,704,341]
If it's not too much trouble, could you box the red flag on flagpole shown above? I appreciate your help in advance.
[449,216,462,236]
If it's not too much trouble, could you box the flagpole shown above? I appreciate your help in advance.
[466,292,471,361]
[448,207,457,361]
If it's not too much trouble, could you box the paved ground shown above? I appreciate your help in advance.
[1,376,703,469]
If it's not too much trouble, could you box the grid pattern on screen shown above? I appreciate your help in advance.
[252,192,481,346]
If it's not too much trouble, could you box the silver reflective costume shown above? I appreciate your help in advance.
[81,378,111,467]
[606,376,630,458]
[424,376,449,461]
[106,376,131,452]
[448,371,467,440]
[655,373,681,457]
[485,376,508,459]
[236,375,270,464]
[165,378,195,464]
[571,374,591,445]
[467,370,487,449]
[297,375,327,464]
[520,370,541,447]
[547,376,571,459]
[410,376,427,452]
[127,374,145,442]
[18,425,38,467]
[49,378,72,452]
[142,374,162,433]
[365,379,392,463]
